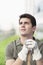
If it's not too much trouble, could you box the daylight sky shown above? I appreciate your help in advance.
[0,0,25,31]
[0,0,43,31]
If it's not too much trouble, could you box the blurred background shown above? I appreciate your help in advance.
[0,0,43,65]
[0,0,43,40]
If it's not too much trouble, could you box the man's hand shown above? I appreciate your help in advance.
[32,45,42,61]
[25,39,37,50]
[18,39,42,62]
[18,39,37,61]
[18,44,29,61]
[25,39,42,61]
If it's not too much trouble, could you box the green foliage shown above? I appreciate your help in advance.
[0,35,19,65]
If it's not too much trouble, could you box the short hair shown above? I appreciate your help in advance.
[19,13,36,27]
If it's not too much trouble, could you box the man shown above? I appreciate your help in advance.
[5,13,43,65]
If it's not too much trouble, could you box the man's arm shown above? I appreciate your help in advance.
[5,42,23,65]
[36,42,43,65]
[36,59,43,65]
[32,41,43,65]
[6,57,23,65]
[6,42,29,65]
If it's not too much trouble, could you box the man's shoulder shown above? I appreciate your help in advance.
[35,39,43,49]
[7,39,20,47]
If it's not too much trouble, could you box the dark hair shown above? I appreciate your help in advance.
[19,13,36,27]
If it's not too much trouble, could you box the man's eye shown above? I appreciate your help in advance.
[25,22,28,24]
[19,22,29,25]
[19,22,22,24]
[24,22,29,24]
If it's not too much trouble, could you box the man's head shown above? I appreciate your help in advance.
[19,13,36,27]
[19,13,36,37]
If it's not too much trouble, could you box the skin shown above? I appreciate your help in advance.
[19,18,36,44]
[19,18,35,37]
[6,18,43,65]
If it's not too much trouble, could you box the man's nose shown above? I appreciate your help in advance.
[21,23,25,28]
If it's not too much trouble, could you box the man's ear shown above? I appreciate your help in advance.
[32,26,36,32]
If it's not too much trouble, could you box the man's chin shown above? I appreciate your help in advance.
[21,34,27,36]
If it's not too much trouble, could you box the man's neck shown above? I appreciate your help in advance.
[20,35,33,45]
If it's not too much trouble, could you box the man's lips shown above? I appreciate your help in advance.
[20,29,26,31]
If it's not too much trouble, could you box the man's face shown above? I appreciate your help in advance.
[19,18,36,36]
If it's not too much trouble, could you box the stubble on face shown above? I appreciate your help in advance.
[19,18,34,37]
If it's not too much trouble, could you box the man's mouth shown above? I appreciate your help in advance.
[21,29,26,31]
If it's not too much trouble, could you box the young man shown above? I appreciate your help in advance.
[5,13,43,65]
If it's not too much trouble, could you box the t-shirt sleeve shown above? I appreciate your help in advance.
[5,42,14,60]
[5,41,17,60]
[40,43,43,59]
